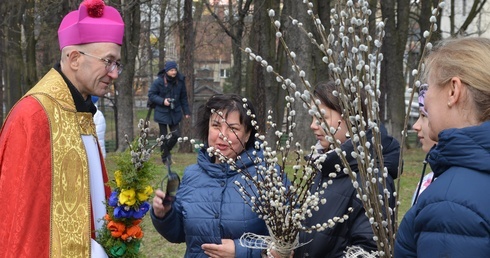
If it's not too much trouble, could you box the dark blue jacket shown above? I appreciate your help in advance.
[148,69,191,125]
[395,121,490,257]
[294,125,400,258]
[151,147,268,257]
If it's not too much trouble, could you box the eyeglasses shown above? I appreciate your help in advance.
[79,51,123,75]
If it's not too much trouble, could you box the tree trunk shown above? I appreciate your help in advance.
[311,0,331,82]
[178,0,197,153]
[279,0,316,148]
[6,2,25,111]
[37,0,72,77]
[0,0,7,120]
[115,0,141,151]
[380,0,410,143]
[158,0,170,68]
[24,0,37,88]
[228,1,244,94]
[245,0,275,136]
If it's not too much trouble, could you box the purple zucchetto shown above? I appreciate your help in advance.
[58,0,124,50]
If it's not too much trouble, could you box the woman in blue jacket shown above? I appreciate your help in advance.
[151,94,268,257]
[148,61,191,163]
[395,37,490,257]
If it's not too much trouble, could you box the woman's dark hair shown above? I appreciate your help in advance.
[313,81,368,121]
[196,93,258,149]
[314,81,342,114]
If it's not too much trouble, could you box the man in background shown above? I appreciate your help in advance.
[148,61,191,164]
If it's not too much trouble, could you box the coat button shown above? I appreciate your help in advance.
[215,213,219,218]
[220,181,225,187]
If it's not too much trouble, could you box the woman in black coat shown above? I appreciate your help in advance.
[293,81,400,258]
[148,61,191,163]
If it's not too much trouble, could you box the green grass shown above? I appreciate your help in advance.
[102,108,160,153]
[103,146,427,257]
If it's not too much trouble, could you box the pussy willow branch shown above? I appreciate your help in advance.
[206,110,296,223]
[302,0,392,240]
[252,1,395,255]
[328,7,393,254]
[241,1,445,256]
[126,119,164,168]
[207,108,341,242]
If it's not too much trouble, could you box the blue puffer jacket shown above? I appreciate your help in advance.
[148,69,191,125]
[395,121,490,257]
[151,147,268,257]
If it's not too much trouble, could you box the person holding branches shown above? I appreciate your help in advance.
[395,37,490,257]
[293,81,400,257]
[150,93,268,257]
[0,0,124,256]
[148,61,191,164]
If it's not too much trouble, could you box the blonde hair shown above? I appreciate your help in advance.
[423,37,490,121]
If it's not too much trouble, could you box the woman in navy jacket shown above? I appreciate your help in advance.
[293,81,400,257]
[395,37,490,257]
[151,94,268,257]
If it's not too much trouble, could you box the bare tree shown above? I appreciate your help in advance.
[178,0,200,153]
[114,0,141,151]
[204,0,253,94]
[404,1,442,98]
[158,0,171,68]
[245,0,277,136]
[0,0,75,117]
[450,0,488,36]
[36,1,74,77]
[276,0,319,148]
[24,0,37,88]
[0,0,6,122]
[4,2,25,111]
[1,0,488,155]
[244,0,334,148]
[379,0,410,143]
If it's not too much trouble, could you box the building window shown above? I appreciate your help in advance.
[220,69,229,78]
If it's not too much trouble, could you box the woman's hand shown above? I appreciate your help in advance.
[152,189,172,218]
[201,239,235,258]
